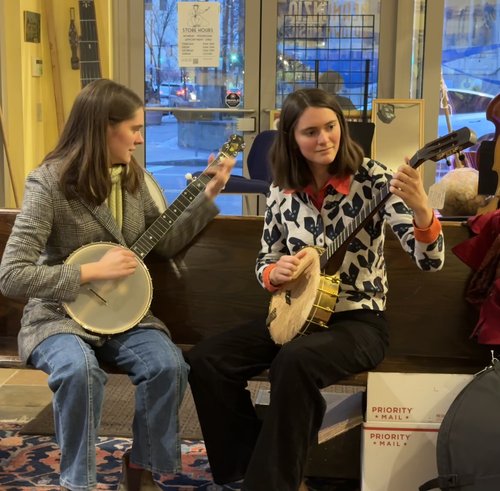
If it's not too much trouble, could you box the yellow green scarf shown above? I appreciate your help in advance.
[108,165,124,229]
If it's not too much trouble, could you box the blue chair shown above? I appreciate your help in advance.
[347,121,375,158]
[223,129,275,190]
[189,130,276,214]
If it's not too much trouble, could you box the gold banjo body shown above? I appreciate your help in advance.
[267,246,340,345]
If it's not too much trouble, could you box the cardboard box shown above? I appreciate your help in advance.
[255,388,364,479]
[256,388,364,443]
[362,421,440,491]
[366,372,472,424]
[255,389,364,444]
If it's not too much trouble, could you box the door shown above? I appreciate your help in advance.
[143,0,259,216]
[138,0,383,215]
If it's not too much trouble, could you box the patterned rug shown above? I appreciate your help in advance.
[0,422,360,491]
[0,423,359,490]
[0,422,218,490]
[6,378,361,490]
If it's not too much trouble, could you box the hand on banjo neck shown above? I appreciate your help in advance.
[80,153,236,286]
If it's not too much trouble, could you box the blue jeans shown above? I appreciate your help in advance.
[30,328,188,491]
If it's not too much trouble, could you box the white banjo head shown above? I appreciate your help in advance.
[63,242,153,334]
[144,171,167,212]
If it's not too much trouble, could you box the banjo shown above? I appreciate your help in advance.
[63,134,244,335]
[267,127,477,345]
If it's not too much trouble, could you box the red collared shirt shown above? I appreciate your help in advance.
[302,175,352,210]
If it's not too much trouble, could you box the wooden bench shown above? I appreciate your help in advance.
[0,208,489,379]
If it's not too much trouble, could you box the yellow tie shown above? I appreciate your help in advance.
[108,165,124,229]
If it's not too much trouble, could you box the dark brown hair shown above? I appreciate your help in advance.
[270,88,364,190]
[45,79,143,205]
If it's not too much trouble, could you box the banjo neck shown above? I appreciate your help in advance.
[320,181,391,273]
[130,172,212,260]
[130,135,244,260]
[320,126,477,273]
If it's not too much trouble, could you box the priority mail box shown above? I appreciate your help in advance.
[362,421,440,491]
[366,372,472,424]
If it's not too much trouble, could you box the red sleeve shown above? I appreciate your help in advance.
[263,264,280,292]
[414,214,442,243]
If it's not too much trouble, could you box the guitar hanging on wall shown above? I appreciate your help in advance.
[78,0,102,86]
[68,7,80,70]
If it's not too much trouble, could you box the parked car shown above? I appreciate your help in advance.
[438,88,495,139]
[159,82,198,107]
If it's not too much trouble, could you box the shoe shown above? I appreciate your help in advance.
[118,451,162,490]
[299,481,309,491]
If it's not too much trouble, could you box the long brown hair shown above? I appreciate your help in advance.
[46,79,143,205]
[271,88,364,190]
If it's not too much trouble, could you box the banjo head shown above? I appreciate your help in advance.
[144,170,167,212]
[63,242,153,335]
[268,247,322,345]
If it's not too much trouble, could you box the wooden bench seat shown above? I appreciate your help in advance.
[0,208,490,381]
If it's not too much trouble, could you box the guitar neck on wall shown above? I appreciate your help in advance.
[78,0,101,87]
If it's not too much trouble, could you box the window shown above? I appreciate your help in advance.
[436,0,499,178]
[144,0,247,215]
[275,2,380,120]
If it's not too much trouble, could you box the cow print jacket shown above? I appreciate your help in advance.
[256,158,445,313]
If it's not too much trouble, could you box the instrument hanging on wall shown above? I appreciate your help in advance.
[63,135,244,335]
[439,73,465,168]
[267,127,478,345]
[69,7,80,70]
[477,93,500,213]
[78,0,102,86]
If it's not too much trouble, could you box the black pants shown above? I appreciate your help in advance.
[185,309,389,491]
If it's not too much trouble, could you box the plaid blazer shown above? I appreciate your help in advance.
[0,161,218,363]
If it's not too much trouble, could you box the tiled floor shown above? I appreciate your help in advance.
[0,367,52,423]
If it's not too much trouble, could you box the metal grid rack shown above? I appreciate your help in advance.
[276,14,377,121]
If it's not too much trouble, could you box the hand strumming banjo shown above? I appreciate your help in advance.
[267,127,477,345]
[63,135,244,335]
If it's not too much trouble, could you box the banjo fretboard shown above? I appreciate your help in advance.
[130,136,244,259]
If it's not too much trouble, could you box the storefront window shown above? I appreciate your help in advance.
[144,0,246,215]
[275,0,380,120]
[436,0,499,180]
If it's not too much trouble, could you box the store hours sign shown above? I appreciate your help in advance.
[178,2,220,67]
